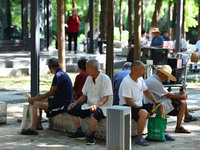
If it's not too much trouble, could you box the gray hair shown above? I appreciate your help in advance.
[87,59,100,70]
[122,62,132,70]
[131,60,144,69]
[48,58,59,68]
[72,8,77,12]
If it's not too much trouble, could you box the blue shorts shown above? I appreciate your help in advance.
[167,99,182,116]
[67,104,105,122]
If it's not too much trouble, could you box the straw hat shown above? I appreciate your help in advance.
[154,65,176,81]
[152,28,161,34]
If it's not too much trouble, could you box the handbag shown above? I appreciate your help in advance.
[146,107,167,142]
[20,104,33,132]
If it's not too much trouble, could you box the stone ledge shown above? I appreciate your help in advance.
[49,112,148,140]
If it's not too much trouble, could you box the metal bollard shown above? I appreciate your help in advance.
[106,106,131,150]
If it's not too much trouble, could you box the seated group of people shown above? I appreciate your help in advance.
[21,58,197,146]
[21,58,113,145]
[114,61,197,146]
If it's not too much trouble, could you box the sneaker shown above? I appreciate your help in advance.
[86,136,96,145]
[68,131,86,140]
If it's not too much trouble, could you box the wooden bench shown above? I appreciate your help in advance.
[49,111,148,140]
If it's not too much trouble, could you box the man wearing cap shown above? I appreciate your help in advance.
[151,28,164,48]
[144,65,197,133]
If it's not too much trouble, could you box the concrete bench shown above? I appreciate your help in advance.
[49,112,148,140]
[0,102,7,124]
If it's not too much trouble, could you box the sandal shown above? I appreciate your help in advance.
[184,115,197,123]
[37,127,44,130]
[135,138,149,146]
[165,134,175,141]
[175,126,191,133]
[21,128,38,135]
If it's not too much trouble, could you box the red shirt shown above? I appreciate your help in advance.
[67,16,81,33]
[73,73,88,100]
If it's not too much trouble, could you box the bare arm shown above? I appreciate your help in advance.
[164,92,187,101]
[90,96,109,112]
[28,86,57,104]
[157,45,163,48]
[125,97,140,108]
[68,95,87,110]
[144,89,157,104]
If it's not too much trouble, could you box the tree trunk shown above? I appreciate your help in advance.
[72,0,75,8]
[134,0,141,61]
[167,2,172,37]
[182,0,186,39]
[198,4,200,40]
[172,3,177,41]
[128,0,133,38]
[106,0,114,83]
[101,0,106,40]
[113,0,115,29]
[119,0,122,41]
[64,0,67,22]
[57,0,66,72]
[141,0,144,31]
[149,0,162,35]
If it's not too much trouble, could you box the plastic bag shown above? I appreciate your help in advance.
[146,107,167,142]
[21,93,32,132]
[20,104,33,132]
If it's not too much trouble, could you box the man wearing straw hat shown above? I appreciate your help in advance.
[144,65,197,133]
[150,28,164,48]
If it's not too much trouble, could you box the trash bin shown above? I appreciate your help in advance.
[107,106,131,150]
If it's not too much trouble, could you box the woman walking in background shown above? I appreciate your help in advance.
[66,8,81,54]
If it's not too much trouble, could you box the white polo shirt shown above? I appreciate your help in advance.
[81,72,113,116]
[119,75,147,107]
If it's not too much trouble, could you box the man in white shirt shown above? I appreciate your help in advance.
[144,65,197,134]
[67,59,113,145]
[119,60,161,146]
[173,35,188,65]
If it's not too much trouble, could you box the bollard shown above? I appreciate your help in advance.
[0,102,7,124]
[106,106,131,150]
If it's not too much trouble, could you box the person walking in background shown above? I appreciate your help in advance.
[66,8,81,54]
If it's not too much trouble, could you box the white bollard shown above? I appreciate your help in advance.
[106,106,131,150]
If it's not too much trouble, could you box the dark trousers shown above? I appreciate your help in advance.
[68,32,78,51]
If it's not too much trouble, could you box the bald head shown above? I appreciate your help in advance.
[122,62,132,70]
[131,60,144,69]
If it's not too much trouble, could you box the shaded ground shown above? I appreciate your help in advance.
[0,103,200,150]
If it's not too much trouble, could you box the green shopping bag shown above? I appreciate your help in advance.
[146,107,167,142]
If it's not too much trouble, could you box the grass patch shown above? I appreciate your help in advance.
[0,72,78,93]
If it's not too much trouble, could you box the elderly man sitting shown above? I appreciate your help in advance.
[144,65,197,133]
[67,59,113,145]
[118,60,169,146]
